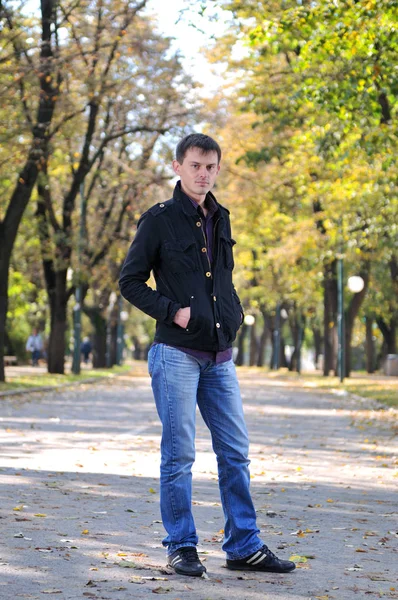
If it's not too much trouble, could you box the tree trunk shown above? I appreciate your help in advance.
[235,323,248,366]
[288,309,300,372]
[249,320,259,366]
[257,310,269,367]
[132,336,142,361]
[344,263,370,377]
[376,317,397,356]
[365,317,376,374]
[110,321,118,367]
[312,327,322,369]
[323,260,337,376]
[47,270,68,373]
[83,306,107,368]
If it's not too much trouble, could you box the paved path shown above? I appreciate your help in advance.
[0,370,397,600]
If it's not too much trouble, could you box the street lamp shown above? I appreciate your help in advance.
[347,276,365,294]
[337,273,365,383]
[244,314,255,326]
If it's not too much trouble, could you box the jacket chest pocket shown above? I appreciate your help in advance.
[163,239,199,273]
[220,236,236,270]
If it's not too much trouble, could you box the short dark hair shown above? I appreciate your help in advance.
[176,133,221,164]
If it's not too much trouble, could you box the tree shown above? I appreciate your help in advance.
[0,0,59,380]
[201,0,398,375]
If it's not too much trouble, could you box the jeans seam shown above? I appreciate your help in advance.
[160,344,179,543]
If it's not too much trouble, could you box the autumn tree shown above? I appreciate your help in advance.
[0,0,59,381]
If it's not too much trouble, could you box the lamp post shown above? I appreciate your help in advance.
[337,255,344,382]
[337,273,365,383]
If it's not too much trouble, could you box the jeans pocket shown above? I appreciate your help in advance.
[147,344,158,377]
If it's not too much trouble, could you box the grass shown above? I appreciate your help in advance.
[0,364,132,393]
[237,367,398,408]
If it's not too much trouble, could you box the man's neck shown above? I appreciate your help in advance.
[181,183,208,216]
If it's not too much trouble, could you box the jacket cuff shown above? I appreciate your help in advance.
[165,302,182,325]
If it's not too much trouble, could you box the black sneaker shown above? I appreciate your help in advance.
[226,545,296,573]
[167,547,206,577]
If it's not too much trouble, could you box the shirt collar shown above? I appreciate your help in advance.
[176,181,218,218]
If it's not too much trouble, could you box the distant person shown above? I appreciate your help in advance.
[81,337,92,364]
[119,134,295,577]
[26,328,43,366]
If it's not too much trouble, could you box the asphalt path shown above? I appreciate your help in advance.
[0,369,397,600]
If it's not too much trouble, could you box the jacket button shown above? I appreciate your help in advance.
[196,221,201,227]
[206,272,211,278]
[201,247,206,253]
[213,296,217,301]
[159,203,164,207]
[216,322,221,328]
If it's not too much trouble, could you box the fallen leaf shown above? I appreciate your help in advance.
[81,530,89,535]
[13,506,24,511]
[118,560,138,568]
[289,555,309,563]
[130,576,144,585]
[149,488,156,494]
[152,587,172,594]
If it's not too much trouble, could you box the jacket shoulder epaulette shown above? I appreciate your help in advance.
[148,198,173,217]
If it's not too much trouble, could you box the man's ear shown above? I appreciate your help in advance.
[172,160,181,176]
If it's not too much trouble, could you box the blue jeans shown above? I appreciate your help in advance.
[147,343,263,559]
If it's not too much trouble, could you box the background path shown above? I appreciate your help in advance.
[0,369,397,600]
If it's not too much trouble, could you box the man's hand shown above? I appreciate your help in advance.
[174,307,191,329]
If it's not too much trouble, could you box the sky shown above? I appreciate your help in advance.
[144,0,230,95]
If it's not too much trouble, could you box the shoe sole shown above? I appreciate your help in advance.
[226,563,296,573]
[171,566,206,577]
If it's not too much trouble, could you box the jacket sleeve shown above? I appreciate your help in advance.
[119,211,181,324]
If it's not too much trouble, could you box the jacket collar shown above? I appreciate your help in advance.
[173,181,220,217]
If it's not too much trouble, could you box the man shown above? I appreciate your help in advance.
[119,133,295,577]
[26,328,43,366]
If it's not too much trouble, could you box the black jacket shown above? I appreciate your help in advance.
[119,183,244,352]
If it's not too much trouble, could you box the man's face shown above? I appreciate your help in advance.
[172,148,220,201]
